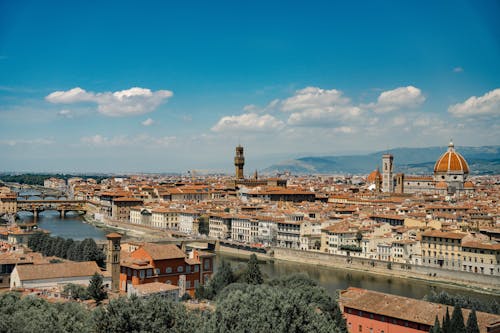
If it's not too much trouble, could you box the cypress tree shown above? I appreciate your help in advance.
[430,315,442,333]
[466,309,480,333]
[87,273,107,304]
[450,304,466,333]
[443,307,451,333]
[243,254,263,285]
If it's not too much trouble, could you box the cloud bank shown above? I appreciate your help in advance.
[46,87,173,117]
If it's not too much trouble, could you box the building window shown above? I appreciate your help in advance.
[177,266,184,273]
[166,280,171,285]
[204,259,210,270]
[155,268,160,275]
[186,265,191,273]
[139,270,144,278]
[358,324,362,332]
[147,269,152,277]
[194,265,199,272]
[186,280,191,289]
[166,267,172,273]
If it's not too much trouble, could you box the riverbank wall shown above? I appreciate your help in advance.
[217,244,271,260]
[271,248,500,293]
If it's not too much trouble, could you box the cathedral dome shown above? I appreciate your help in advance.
[434,141,469,174]
[367,168,381,183]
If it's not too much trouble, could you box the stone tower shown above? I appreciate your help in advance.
[106,232,122,292]
[382,154,394,193]
[234,145,245,179]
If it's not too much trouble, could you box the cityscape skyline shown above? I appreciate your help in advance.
[1,1,499,173]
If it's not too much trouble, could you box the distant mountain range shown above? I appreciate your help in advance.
[262,145,500,175]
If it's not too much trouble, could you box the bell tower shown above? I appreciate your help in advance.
[382,154,394,193]
[106,232,122,292]
[234,145,245,179]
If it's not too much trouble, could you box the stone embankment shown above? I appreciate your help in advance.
[217,245,500,295]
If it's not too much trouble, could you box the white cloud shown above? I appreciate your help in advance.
[80,134,176,147]
[0,138,54,146]
[287,106,362,126]
[281,87,350,112]
[46,87,94,103]
[366,86,426,113]
[332,126,354,134]
[211,113,285,132]
[392,115,407,126]
[276,87,363,127]
[46,87,173,117]
[453,67,464,73]
[448,88,500,117]
[142,118,154,126]
[57,109,73,118]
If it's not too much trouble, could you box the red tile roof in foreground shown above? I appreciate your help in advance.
[340,287,500,332]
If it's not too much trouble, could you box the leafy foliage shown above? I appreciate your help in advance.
[450,304,466,333]
[197,259,234,300]
[424,290,499,315]
[0,173,107,185]
[206,284,341,333]
[339,245,362,252]
[0,260,348,332]
[0,293,91,333]
[429,315,442,333]
[242,254,263,285]
[63,283,90,300]
[28,232,105,267]
[87,273,107,304]
[466,309,480,333]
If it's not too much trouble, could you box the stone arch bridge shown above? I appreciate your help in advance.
[16,200,87,218]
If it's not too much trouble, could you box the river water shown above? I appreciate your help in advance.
[17,208,498,302]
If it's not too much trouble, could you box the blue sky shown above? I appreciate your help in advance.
[1,0,499,173]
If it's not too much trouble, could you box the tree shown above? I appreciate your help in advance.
[87,273,107,304]
[80,238,105,267]
[442,307,451,333]
[332,303,348,333]
[466,309,479,333]
[202,260,234,299]
[430,315,442,333]
[450,304,466,333]
[356,231,363,246]
[424,290,499,315]
[243,254,263,285]
[206,284,339,333]
[63,284,90,300]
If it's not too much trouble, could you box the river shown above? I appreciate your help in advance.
[17,208,498,303]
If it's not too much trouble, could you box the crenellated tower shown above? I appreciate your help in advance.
[234,145,245,179]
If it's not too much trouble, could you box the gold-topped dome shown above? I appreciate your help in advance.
[434,141,469,174]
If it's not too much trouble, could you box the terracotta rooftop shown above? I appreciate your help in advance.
[340,287,500,332]
[133,282,179,294]
[15,261,102,281]
[139,243,186,260]
[422,230,467,240]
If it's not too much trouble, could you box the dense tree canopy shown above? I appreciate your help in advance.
[28,232,105,267]
[0,173,107,185]
[424,290,499,315]
[0,256,349,333]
